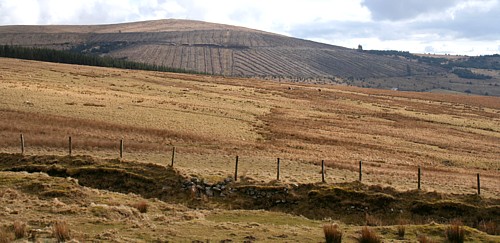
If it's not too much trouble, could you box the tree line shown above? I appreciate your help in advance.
[452,68,492,80]
[0,45,203,75]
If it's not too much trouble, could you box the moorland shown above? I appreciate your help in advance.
[0,57,499,242]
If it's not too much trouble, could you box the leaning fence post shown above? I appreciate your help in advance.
[234,156,239,181]
[171,146,176,167]
[418,166,421,191]
[321,160,325,183]
[68,136,72,156]
[20,133,25,155]
[277,158,280,181]
[359,160,362,181]
[119,139,124,159]
[477,173,481,196]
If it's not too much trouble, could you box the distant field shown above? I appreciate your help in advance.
[0,57,499,198]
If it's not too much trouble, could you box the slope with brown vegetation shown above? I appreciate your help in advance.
[0,57,499,241]
[0,57,499,198]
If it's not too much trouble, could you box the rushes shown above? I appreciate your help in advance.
[397,219,407,239]
[445,221,465,243]
[323,223,343,243]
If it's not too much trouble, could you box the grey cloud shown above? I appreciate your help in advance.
[361,0,460,21]
[291,0,500,46]
[411,2,500,41]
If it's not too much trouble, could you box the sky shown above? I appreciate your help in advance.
[0,0,499,56]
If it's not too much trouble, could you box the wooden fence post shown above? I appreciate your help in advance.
[418,166,421,191]
[68,136,72,156]
[171,146,176,167]
[20,133,25,155]
[359,160,362,181]
[321,160,325,183]
[234,156,239,181]
[119,139,124,159]
[277,158,280,181]
[477,173,481,196]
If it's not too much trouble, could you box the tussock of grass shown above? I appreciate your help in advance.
[133,200,149,213]
[13,221,26,239]
[356,226,381,243]
[397,224,406,239]
[365,214,382,226]
[52,220,71,242]
[323,223,342,243]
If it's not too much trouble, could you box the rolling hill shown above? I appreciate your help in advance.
[0,19,441,78]
[1,19,499,96]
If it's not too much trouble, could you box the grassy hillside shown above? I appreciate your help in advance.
[0,58,499,241]
[0,57,498,196]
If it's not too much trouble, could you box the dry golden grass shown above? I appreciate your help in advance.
[0,228,11,243]
[0,58,499,199]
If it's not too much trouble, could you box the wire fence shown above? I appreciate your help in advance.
[12,133,484,196]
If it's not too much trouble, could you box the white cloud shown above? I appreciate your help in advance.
[0,0,498,55]
[0,0,40,24]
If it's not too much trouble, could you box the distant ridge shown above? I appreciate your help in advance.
[0,19,442,81]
